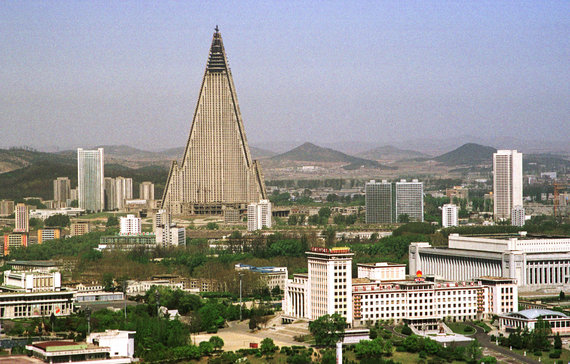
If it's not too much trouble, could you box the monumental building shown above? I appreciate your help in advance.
[162,28,267,216]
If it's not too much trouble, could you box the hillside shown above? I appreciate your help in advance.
[0,149,168,200]
[271,142,388,170]
[358,145,429,161]
[433,143,497,165]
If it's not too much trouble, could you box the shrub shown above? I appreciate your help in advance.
[549,350,561,359]
[401,325,412,335]
[534,350,542,357]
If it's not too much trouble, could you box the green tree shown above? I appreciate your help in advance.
[206,222,219,230]
[354,337,393,359]
[560,291,566,300]
[261,337,277,355]
[464,340,482,363]
[29,218,44,229]
[554,333,562,350]
[398,214,410,223]
[199,341,214,356]
[102,272,115,291]
[44,214,71,227]
[320,349,336,364]
[209,336,224,351]
[322,226,336,248]
[106,216,119,227]
[308,314,346,347]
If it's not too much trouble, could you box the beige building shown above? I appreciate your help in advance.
[71,221,91,236]
[493,150,523,220]
[139,181,155,201]
[162,27,266,216]
[14,203,29,232]
[53,177,71,205]
[0,200,15,217]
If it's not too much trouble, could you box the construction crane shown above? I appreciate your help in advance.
[553,181,568,218]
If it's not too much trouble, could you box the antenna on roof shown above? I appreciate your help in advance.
[215,25,219,33]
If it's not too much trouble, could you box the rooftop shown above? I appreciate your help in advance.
[505,309,568,320]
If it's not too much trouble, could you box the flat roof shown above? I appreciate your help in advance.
[7,260,58,267]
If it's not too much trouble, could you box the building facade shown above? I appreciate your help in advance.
[442,204,458,228]
[365,180,393,224]
[120,215,141,235]
[53,177,71,205]
[395,179,424,222]
[139,181,155,201]
[78,148,105,212]
[511,205,525,227]
[235,264,288,291]
[38,228,61,243]
[14,203,29,233]
[0,200,15,217]
[3,233,27,256]
[410,233,570,292]
[2,270,61,292]
[71,221,91,236]
[247,200,272,231]
[493,150,523,220]
[161,28,267,216]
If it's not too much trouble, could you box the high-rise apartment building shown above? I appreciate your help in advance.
[442,204,459,228]
[104,177,117,211]
[511,205,525,227]
[162,28,266,216]
[3,233,27,256]
[53,177,71,205]
[120,214,141,235]
[395,179,424,222]
[365,180,393,224]
[247,200,272,231]
[77,148,104,212]
[114,177,133,210]
[14,203,29,233]
[0,200,15,217]
[139,182,155,201]
[38,228,61,243]
[493,150,523,221]
[307,248,353,325]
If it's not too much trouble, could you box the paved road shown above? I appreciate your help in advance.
[469,324,538,364]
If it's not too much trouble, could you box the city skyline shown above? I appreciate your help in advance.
[1,1,568,152]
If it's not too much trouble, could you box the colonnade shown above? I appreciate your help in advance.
[420,254,502,281]
[287,291,305,318]
[527,260,570,285]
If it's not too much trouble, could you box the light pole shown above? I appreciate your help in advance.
[239,272,243,321]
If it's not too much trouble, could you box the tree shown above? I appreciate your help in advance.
[45,214,71,227]
[554,333,562,350]
[401,325,412,335]
[249,316,258,331]
[102,272,115,291]
[106,216,119,227]
[560,291,566,300]
[322,226,336,248]
[271,285,281,297]
[206,222,219,230]
[398,214,410,223]
[354,337,393,359]
[464,340,482,363]
[209,336,224,351]
[309,314,346,347]
[320,349,336,364]
[198,341,214,356]
[260,337,277,355]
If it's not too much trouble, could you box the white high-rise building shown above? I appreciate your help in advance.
[442,204,459,228]
[247,200,272,231]
[365,180,393,224]
[511,205,525,227]
[14,203,29,233]
[395,179,424,222]
[120,214,141,235]
[493,150,523,221]
[139,182,155,201]
[78,148,104,212]
[307,248,353,325]
[114,177,133,210]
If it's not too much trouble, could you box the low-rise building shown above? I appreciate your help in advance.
[71,221,91,236]
[38,228,61,243]
[235,263,288,291]
[3,233,28,256]
[499,309,570,334]
[2,270,61,292]
[6,260,59,273]
[98,233,157,251]
[27,330,135,364]
[0,290,75,319]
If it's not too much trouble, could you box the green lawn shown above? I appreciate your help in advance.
[509,347,570,364]
[446,322,476,335]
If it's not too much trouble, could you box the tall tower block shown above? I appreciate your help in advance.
[162,28,267,215]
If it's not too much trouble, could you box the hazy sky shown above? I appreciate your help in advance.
[1,1,568,152]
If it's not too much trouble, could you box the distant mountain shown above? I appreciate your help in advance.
[357,145,429,161]
[271,142,390,170]
[433,143,497,165]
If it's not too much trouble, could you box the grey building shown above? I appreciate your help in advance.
[365,180,393,224]
[395,179,424,222]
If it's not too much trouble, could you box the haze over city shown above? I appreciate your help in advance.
[1,1,569,153]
